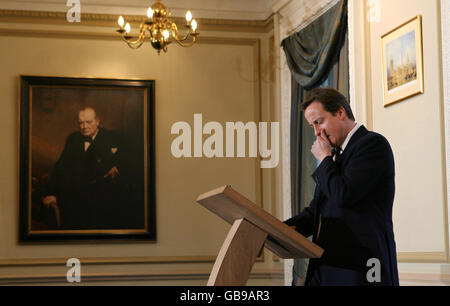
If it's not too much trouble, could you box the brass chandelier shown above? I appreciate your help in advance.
[116,0,199,54]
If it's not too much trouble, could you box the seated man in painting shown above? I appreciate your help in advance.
[42,107,140,229]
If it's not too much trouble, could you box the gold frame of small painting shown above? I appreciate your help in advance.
[381,15,424,107]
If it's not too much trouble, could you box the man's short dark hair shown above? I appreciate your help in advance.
[302,88,355,121]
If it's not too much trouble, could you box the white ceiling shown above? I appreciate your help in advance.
[0,0,279,20]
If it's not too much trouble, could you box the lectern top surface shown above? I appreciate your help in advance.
[197,185,324,259]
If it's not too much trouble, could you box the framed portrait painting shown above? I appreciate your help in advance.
[19,76,156,242]
[381,15,424,107]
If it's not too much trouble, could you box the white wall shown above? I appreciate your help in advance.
[366,0,446,257]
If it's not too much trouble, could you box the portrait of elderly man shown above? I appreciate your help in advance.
[42,107,135,229]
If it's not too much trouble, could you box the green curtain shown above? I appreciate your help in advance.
[282,0,349,286]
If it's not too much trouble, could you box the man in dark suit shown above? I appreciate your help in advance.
[285,88,399,286]
[43,107,131,229]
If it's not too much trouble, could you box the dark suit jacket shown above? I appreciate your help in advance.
[285,125,399,286]
[48,127,130,229]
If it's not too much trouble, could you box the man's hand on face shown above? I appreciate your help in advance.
[311,131,332,162]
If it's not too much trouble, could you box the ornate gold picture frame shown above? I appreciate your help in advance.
[19,76,156,242]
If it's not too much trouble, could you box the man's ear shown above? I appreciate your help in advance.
[338,107,346,120]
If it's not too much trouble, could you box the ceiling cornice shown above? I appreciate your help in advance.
[0,0,277,21]
[0,9,274,33]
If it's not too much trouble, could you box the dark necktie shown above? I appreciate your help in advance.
[84,136,93,144]
[333,147,342,160]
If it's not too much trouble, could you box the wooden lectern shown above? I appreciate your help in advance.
[197,185,324,286]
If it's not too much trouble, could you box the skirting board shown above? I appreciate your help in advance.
[397,252,447,263]
[399,273,450,286]
[0,269,284,285]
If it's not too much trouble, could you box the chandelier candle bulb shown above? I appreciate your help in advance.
[191,19,197,32]
[125,23,131,33]
[185,10,192,23]
[118,16,124,28]
[147,7,153,19]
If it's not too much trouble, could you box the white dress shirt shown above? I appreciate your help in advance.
[339,122,362,154]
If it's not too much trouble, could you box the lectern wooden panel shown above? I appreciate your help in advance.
[197,185,324,286]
